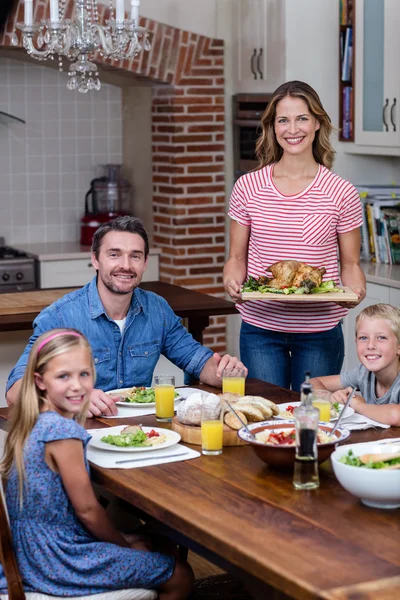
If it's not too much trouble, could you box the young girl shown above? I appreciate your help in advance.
[0,328,193,598]
[310,304,400,426]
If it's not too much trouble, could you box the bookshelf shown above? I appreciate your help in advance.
[339,0,354,142]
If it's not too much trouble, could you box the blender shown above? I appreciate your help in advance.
[80,164,131,246]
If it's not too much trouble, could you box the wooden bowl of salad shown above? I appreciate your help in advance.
[237,420,350,469]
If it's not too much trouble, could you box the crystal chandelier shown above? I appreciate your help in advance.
[12,0,151,93]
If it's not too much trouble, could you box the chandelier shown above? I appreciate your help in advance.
[12,0,151,93]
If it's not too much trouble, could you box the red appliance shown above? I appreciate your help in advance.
[80,164,131,246]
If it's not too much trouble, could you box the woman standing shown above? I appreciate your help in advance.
[223,81,366,392]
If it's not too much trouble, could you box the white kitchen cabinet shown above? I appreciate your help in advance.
[39,254,159,289]
[342,282,390,372]
[389,286,400,306]
[355,0,400,148]
[233,0,285,93]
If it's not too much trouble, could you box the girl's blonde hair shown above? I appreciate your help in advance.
[355,304,400,343]
[0,328,94,502]
[255,80,336,170]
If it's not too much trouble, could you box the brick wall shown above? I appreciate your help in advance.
[2,2,227,352]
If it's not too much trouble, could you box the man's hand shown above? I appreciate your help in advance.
[199,353,248,387]
[86,389,119,418]
[213,352,248,379]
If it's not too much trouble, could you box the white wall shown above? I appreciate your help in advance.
[285,0,400,184]
[0,58,123,245]
[134,0,219,38]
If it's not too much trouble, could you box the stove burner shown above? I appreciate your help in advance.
[0,246,29,260]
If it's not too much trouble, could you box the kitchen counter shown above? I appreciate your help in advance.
[361,260,400,288]
[16,242,161,261]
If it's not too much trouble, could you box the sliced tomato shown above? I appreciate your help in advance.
[147,429,160,438]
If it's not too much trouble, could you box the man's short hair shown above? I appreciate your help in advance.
[91,216,149,259]
[355,303,400,344]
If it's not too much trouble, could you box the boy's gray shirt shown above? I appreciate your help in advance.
[340,364,400,404]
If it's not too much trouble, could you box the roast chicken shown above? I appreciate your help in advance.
[266,260,326,291]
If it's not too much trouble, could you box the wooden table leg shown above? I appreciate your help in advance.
[187,316,210,345]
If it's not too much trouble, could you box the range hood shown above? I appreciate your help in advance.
[0,111,25,125]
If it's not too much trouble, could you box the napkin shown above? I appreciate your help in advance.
[340,413,390,431]
[87,443,200,469]
[101,387,198,419]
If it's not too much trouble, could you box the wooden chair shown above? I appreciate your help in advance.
[0,429,155,600]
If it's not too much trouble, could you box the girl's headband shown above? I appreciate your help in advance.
[37,331,82,354]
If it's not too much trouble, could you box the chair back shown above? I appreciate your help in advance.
[0,433,26,599]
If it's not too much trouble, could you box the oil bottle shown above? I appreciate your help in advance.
[293,371,320,490]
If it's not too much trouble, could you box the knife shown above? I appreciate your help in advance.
[329,386,357,438]
[115,451,189,465]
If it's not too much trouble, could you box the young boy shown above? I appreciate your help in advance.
[310,303,400,426]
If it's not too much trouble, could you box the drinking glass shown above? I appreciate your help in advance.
[155,375,175,422]
[201,399,224,456]
[222,367,246,396]
[312,390,332,422]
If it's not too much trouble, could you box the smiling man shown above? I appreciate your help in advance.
[6,216,246,417]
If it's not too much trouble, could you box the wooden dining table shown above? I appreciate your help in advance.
[1,379,399,600]
[0,281,238,344]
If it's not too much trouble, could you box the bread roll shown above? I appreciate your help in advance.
[242,395,278,417]
[231,403,264,422]
[235,397,272,419]
[219,392,241,404]
[224,410,247,430]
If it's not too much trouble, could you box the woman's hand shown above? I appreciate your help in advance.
[335,285,366,309]
[224,278,244,303]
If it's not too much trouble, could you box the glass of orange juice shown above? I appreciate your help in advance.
[201,399,224,456]
[222,367,246,396]
[155,375,175,422]
[312,390,332,422]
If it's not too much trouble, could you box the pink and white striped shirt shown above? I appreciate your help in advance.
[228,164,363,333]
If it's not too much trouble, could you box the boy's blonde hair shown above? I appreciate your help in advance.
[355,304,400,343]
[0,328,95,504]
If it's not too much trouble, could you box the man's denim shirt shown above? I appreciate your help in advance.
[6,278,213,392]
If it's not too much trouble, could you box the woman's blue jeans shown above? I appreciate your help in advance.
[240,321,344,392]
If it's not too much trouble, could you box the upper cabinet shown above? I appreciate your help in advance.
[233,0,285,93]
[355,0,400,148]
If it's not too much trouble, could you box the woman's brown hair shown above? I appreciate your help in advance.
[255,80,336,169]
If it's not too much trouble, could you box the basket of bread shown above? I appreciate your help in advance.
[172,391,279,446]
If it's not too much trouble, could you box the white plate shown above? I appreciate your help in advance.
[88,425,181,452]
[107,386,200,407]
[274,401,354,422]
[106,387,156,407]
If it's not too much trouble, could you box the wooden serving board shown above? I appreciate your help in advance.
[171,416,247,446]
[241,286,358,302]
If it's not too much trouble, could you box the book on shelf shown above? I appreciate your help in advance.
[381,208,400,264]
[360,197,400,264]
[341,86,353,139]
[341,27,353,82]
[340,0,354,26]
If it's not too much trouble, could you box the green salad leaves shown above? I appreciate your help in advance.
[242,277,344,295]
[339,449,400,469]
[122,387,180,404]
[101,430,149,447]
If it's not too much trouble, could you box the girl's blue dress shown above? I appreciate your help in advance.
[0,411,174,596]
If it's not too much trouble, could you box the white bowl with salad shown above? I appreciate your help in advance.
[331,441,400,509]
